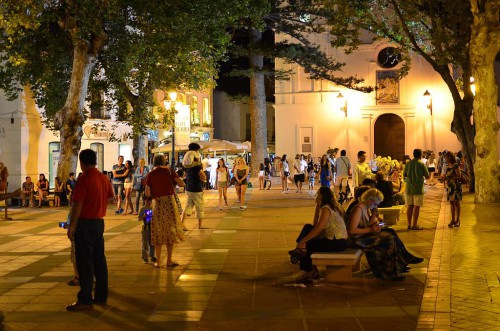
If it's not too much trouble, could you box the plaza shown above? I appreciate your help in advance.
[1,183,499,331]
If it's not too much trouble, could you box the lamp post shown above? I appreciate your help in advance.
[164,92,178,168]
[423,90,432,115]
[337,92,348,117]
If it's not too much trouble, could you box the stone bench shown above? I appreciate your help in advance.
[311,248,363,282]
[378,205,404,226]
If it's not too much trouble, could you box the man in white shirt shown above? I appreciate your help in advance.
[353,150,372,187]
[334,150,351,195]
[293,154,308,193]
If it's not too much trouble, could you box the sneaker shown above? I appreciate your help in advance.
[142,259,149,264]
[66,302,93,311]
[240,206,244,210]
[119,208,124,214]
[150,257,157,263]
[241,205,247,209]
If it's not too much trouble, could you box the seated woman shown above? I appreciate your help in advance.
[375,171,394,208]
[36,174,49,207]
[345,185,371,221]
[389,166,406,205]
[348,188,423,281]
[289,187,348,283]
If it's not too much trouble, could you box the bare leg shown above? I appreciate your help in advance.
[166,244,173,265]
[407,204,414,228]
[450,202,456,223]
[235,185,241,202]
[240,185,247,206]
[218,188,222,208]
[455,201,461,223]
[223,187,228,206]
[412,206,420,228]
[155,245,162,267]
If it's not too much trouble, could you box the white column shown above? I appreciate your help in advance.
[404,112,416,155]
[362,113,374,156]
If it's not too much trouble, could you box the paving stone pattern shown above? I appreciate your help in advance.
[0,182,497,331]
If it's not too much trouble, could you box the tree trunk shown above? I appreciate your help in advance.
[469,1,500,203]
[54,42,97,182]
[132,133,147,165]
[249,29,268,177]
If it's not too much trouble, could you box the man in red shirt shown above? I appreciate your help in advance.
[66,149,114,311]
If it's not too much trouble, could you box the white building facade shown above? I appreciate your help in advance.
[274,33,500,164]
[0,87,213,190]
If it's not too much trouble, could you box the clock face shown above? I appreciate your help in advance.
[377,47,401,68]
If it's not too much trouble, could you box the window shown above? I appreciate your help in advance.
[119,144,132,163]
[90,143,104,171]
[191,96,200,125]
[48,142,61,189]
[202,98,211,126]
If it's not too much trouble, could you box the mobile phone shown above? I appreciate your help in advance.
[58,221,67,228]
[378,222,386,227]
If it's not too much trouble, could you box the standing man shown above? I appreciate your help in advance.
[293,154,308,193]
[353,151,372,187]
[403,149,430,230]
[181,143,207,229]
[66,149,114,311]
[328,148,338,186]
[334,150,351,195]
[112,155,126,215]
[65,173,76,201]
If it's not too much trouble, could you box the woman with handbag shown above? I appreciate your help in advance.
[134,158,149,215]
[145,154,185,269]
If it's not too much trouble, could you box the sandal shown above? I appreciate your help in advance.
[454,220,460,227]
[153,263,160,268]
[288,248,307,258]
[411,226,424,230]
[67,278,79,286]
[448,221,455,228]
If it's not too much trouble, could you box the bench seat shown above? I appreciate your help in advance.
[378,205,404,226]
[311,248,363,282]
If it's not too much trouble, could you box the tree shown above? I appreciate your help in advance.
[469,0,500,203]
[323,0,499,202]
[224,0,372,175]
[0,0,247,180]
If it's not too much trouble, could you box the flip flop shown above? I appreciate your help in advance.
[411,226,424,230]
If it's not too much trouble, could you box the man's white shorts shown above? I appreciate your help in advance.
[406,194,423,207]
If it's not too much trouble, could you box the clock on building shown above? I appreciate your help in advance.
[377,47,401,68]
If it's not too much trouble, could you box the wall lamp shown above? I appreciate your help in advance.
[423,90,432,116]
[336,93,347,117]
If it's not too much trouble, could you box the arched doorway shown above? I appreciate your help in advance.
[374,114,405,161]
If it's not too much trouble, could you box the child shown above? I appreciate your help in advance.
[308,167,316,193]
[258,163,265,190]
[54,176,63,207]
[138,198,156,264]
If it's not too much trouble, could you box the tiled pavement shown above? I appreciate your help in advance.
[0,182,498,331]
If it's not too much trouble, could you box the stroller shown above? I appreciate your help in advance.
[337,178,352,205]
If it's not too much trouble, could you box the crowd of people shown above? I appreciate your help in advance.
[3,143,464,310]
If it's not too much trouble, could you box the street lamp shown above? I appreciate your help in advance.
[423,90,432,116]
[164,92,179,168]
[337,92,347,117]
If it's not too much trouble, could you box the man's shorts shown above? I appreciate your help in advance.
[406,194,424,207]
[334,175,349,187]
[113,183,124,197]
[185,191,205,219]
[294,173,305,183]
